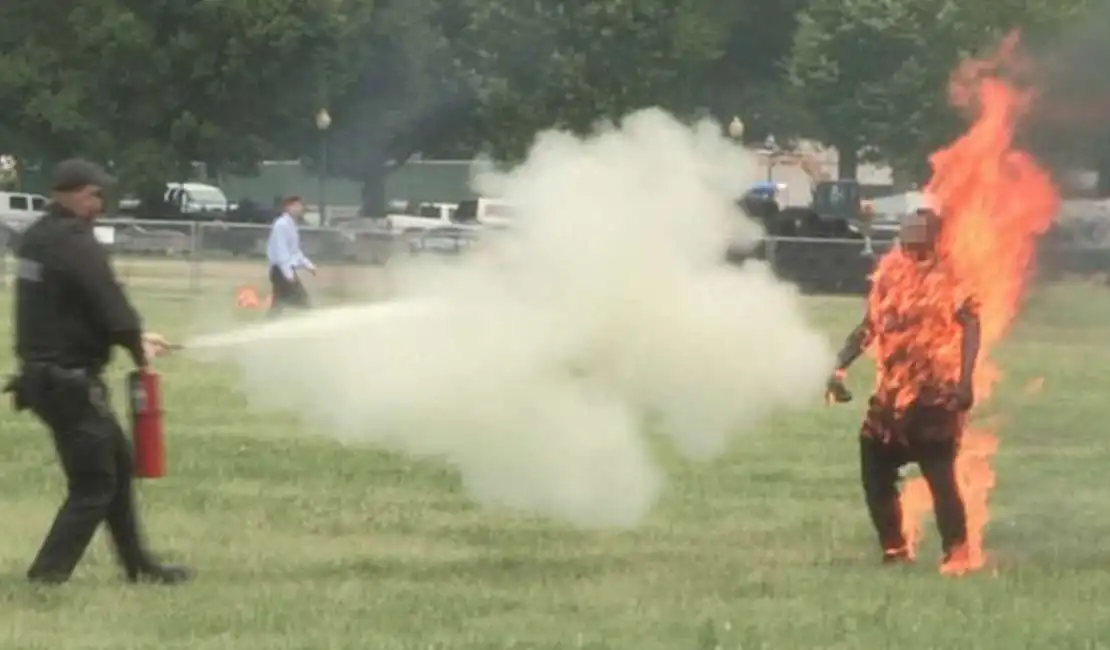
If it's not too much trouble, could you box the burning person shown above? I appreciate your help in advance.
[826,207,981,575]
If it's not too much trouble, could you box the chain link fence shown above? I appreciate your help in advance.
[734,235,1110,294]
[0,218,1108,301]
[0,219,400,302]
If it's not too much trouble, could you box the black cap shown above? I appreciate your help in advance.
[50,158,116,192]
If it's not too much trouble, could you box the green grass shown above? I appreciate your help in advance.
[2,272,1110,649]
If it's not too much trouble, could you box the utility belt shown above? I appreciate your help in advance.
[5,363,167,478]
[3,363,106,415]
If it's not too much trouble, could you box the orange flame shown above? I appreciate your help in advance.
[893,32,1060,574]
[236,286,272,309]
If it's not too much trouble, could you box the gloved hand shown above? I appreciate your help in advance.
[825,370,853,404]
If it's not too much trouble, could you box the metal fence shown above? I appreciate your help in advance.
[0,219,400,301]
[0,218,1108,300]
[736,235,1110,295]
[741,236,894,295]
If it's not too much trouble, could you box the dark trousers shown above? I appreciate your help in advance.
[19,367,151,581]
[268,265,310,315]
[859,400,968,555]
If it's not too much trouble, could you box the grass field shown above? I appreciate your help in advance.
[2,267,1110,649]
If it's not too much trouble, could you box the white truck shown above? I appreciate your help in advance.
[383,198,515,236]
[384,201,459,235]
[0,191,48,247]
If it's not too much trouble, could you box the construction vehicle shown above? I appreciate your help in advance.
[776,152,873,239]
[738,181,782,231]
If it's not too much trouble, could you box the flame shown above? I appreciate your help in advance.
[236,286,272,309]
[875,33,1060,574]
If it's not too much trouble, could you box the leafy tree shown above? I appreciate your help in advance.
[785,0,948,179]
[1017,0,1110,193]
[786,0,1101,182]
[319,0,737,215]
[0,0,337,195]
[313,0,476,215]
[460,0,731,162]
[697,0,817,144]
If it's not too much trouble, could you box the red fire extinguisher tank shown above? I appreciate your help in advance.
[127,369,166,479]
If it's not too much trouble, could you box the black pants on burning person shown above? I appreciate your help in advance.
[859,399,969,556]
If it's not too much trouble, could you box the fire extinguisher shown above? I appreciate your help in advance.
[127,368,166,479]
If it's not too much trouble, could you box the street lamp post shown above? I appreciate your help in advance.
[315,108,332,226]
[760,134,778,183]
[727,116,745,140]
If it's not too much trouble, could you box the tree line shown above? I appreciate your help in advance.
[0,0,1105,213]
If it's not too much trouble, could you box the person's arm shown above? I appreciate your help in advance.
[835,277,884,374]
[834,317,872,372]
[825,311,872,403]
[288,224,315,272]
[955,298,981,387]
[65,232,147,367]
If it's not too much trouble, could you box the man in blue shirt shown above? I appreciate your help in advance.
[266,196,316,314]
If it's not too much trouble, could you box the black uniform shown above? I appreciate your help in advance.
[8,161,189,585]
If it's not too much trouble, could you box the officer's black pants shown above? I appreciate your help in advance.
[268,265,310,316]
[24,370,150,582]
[859,400,968,555]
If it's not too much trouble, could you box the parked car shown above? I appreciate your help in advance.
[409,226,480,256]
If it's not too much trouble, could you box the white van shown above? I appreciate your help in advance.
[164,182,230,214]
[118,182,231,216]
[0,191,48,232]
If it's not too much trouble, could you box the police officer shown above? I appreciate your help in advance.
[7,159,192,585]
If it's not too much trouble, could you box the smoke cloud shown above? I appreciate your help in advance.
[187,109,834,529]
[1017,4,1110,186]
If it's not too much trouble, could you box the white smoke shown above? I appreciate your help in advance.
[187,109,834,528]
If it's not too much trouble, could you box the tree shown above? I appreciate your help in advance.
[313,0,477,215]
[1016,0,1110,193]
[318,0,736,215]
[786,0,1100,182]
[697,0,817,144]
[0,0,338,194]
[459,0,731,162]
[785,0,951,179]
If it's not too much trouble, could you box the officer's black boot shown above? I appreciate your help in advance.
[106,440,193,585]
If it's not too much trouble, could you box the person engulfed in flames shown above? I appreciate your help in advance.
[826,206,981,575]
